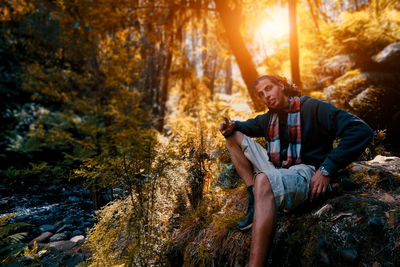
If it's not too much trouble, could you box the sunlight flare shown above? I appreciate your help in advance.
[255,7,289,41]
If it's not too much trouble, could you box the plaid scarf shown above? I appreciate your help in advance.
[267,96,302,168]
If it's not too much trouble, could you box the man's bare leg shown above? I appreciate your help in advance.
[249,173,277,267]
[225,131,254,187]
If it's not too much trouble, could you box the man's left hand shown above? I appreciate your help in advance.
[309,169,331,202]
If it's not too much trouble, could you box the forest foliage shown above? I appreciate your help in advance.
[1,0,400,265]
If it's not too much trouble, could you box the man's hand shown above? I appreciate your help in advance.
[309,169,331,202]
[219,117,235,137]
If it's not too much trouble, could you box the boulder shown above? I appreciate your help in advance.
[167,157,400,266]
[372,42,400,68]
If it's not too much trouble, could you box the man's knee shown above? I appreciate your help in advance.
[254,173,274,198]
[225,131,244,148]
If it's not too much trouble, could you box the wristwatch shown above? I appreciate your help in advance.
[319,166,330,177]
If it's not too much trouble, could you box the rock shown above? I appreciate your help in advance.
[30,231,53,245]
[216,163,241,189]
[380,193,395,203]
[82,221,93,228]
[340,248,358,263]
[65,253,85,267]
[20,255,35,264]
[368,215,384,232]
[38,249,48,258]
[48,185,59,191]
[315,55,354,88]
[387,209,400,228]
[70,235,85,243]
[40,224,56,233]
[61,188,72,195]
[169,155,400,266]
[68,196,80,202]
[49,240,77,251]
[49,233,67,242]
[57,224,74,233]
[63,216,76,225]
[72,230,83,236]
[372,42,400,67]
[53,220,63,231]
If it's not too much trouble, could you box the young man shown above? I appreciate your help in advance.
[219,75,373,266]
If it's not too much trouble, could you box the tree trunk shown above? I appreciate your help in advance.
[306,0,320,32]
[201,20,216,96]
[225,57,232,95]
[156,40,173,132]
[215,0,264,111]
[289,0,302,91]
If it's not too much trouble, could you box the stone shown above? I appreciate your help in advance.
[53,220,63,231]
[380,193,395,203]
[65,253,85,267]
[72,230,83,236]
[340,248,358,263]
[372,42,400,67]
[388,209,400,228]
[61,188,72,195]
[368,216,384,232]
[70,235,85,243]
[20,256,35,264]
[216,163,241,189]
[48,185,59,191]
[49,240,76,251]
[49,233,67,242]
[39,224,55,233]
[29,231,53,245]
[68,196,80,202]
[63,216,76,225]
[57,224,74,233]
[38,249,48,258]
[83,221,93,228]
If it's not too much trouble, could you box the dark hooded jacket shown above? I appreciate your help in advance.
[233,96,374,175]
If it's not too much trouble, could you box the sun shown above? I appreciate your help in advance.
[255,7,289,41]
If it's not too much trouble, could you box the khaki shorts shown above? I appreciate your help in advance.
[241,135,316,210]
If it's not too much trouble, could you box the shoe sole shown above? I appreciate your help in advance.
[238,223,252,231]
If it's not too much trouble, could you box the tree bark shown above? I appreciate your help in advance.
[306,0,320,32]
[215,0,264,111]
[289,0,302,91]
[225,57,232,95]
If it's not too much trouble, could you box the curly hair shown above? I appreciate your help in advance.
[252,75,300,97]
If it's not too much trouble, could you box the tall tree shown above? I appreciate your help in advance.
[215,0,264,111]
[289,0,302,90]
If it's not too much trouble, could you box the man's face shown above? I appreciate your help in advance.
[255,78,288,109]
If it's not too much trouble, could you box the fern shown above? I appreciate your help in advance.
[0,213,29,264]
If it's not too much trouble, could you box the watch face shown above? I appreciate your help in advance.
[320,167,329,176]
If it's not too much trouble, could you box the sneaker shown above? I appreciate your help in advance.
[237,185,254,231]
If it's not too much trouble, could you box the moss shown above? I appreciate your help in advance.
[213,211,244,231]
